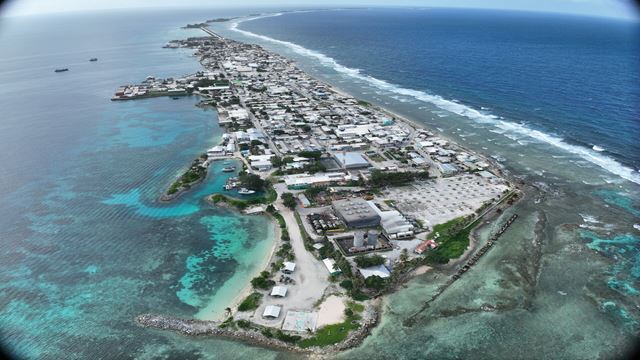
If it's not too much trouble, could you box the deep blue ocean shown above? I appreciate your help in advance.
[1,7,640,360]
[241,8,640,172]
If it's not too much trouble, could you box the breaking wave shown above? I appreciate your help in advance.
[230,13,640,185]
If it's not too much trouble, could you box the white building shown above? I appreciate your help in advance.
[263,305,282,319]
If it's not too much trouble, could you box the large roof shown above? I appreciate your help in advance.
[358,264,391,279]
[263,305,282,318]
[333,198,380,225]
[270,286,288,297]
[333,152,370,168]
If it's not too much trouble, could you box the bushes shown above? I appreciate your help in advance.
[238,172,265,191]
[297,150,322,160]
[339,279,353,290]
[238,292,263,311]
[368,169,429,188]
[424,216,475,264]
[275,330,301,343]
[250,271,274,290]
[353,254,386,268]
[364,275,387,290]
[236,319,252,329]
[281,192,297,209]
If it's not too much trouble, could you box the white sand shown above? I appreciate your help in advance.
[316,295,346,328]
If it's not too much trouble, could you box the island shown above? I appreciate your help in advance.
[114,22,523,355]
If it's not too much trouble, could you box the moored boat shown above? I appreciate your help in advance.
[54,68,69,73]
[237,188,255,195]
[222,166,235,172]
[89,58,98,62]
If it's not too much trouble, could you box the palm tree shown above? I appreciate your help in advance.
[225,307,232,317]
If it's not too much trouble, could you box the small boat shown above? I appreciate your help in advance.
[222,166,235,172]
[89,58,98,62]
[172,97,181,100]
[54,68,69,73]
[237,188,255,195]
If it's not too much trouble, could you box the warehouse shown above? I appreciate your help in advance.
[332,198,381,229]
[333,152,371,169]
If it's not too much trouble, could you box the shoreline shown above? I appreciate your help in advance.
[132,22,525,354]
[195,201,282,321]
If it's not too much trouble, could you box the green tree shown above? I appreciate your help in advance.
[281,192,297,209]
[239,172,265,191]
[270,156,282,168]
[353,254,386,268]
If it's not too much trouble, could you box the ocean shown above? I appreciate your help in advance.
[1,6,640,360]
[0,9,282,360]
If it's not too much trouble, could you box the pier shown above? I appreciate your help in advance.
[200,27,222,39]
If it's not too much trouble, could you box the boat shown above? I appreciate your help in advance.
[89,58,98,62]
[54,68,69,73]
[222,166,235,172]
[172,97,181,100]
[237,188,256,195]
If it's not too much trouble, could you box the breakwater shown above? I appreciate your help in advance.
[403,214,518,327]
[136,298,381,355]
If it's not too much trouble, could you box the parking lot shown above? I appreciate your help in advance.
[381,174,510,230]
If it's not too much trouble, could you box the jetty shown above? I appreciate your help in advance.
[199,27,222,39]
[403,214,518,327]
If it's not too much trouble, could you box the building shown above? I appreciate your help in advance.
[333,198,381,229]
[207,145,225,157]
[282,262,296,274]
[367,201,414,238]
[270,286,288,297]
[333,152,371,169]
[438,162,459,176]
[322,258,341,275]
[414,239,438,254]
[358,264,391,279]
[283,172,351,189]
[263,305,282,319]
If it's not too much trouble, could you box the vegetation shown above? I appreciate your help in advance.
[364,275,387,290]
[298,303,363,348]
[237,292,263,311]
[368,169,429,188]
[250,271,275,290]
[424,216,476,264]
[238,172,266,191]
[281,192,297,209]
[339,279,353,290]
[270,156,282,168]
[297,150,323,160]
[353,254,386,268]
[236,319,253,329]
[275,330,302,343]
[167,157,207,195]
[303,185,327,198]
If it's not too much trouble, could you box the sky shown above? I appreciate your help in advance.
[1,0,638,20]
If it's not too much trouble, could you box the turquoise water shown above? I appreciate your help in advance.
[214,9,640,358]
[0,10,280,359]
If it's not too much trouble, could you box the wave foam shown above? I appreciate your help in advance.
[230,14,640,185]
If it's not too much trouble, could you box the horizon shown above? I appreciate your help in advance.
[1,0,639,21]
